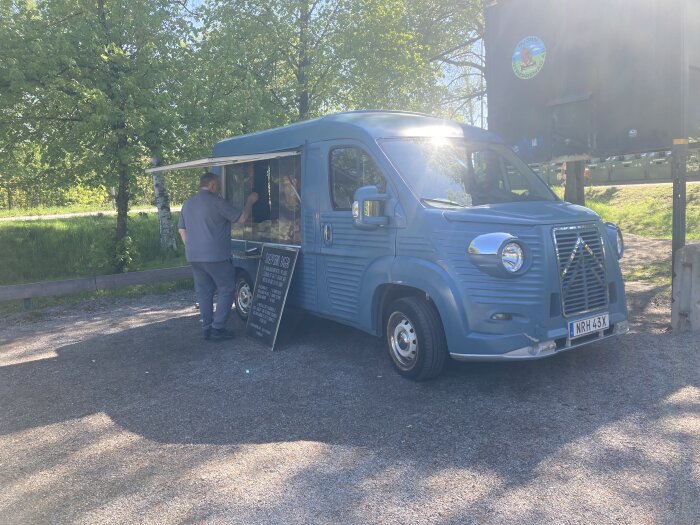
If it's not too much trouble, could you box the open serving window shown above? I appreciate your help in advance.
[226,155,301,245]
[146,150,302,246]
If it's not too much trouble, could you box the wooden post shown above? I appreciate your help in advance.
[671,138,689,307]
[564,159,586,206]
[672,244,700,332]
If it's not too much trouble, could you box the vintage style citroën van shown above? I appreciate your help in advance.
[155,111,629,380]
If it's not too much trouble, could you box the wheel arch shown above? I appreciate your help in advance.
[371,257,467,346]
[235,267,253,284]
[375,284,440,337]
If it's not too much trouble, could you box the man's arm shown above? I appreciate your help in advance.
[235,192,259,224]
[177,204,186,244]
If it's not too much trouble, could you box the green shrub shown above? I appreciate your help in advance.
[60,185,110,207]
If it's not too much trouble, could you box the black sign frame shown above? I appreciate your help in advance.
[485,0,699,163]
[245,244,299,350]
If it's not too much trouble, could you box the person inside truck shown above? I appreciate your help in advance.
[276,170,301,244]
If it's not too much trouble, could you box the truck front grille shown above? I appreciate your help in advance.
[553,225,608,316]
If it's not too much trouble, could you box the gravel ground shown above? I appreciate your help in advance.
[0,236,698,525]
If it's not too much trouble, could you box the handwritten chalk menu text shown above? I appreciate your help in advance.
[245,245,299,349]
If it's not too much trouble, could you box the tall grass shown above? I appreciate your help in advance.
[0,212,185,285]
[0,204,176,218]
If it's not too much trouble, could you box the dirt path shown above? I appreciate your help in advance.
[618,234,700,333]
[620,233,674,274]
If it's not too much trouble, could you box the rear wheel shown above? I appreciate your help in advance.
[385,297,447,380]
[234,273,253,321]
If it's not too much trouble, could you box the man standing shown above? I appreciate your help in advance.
[178,172,258,340]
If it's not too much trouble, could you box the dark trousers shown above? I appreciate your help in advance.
[191,261,236,331]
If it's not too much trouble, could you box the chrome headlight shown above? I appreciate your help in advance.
[502,241,524,272]
[468,233,529,277]
[615,228,624,259]
[606,222,624,259]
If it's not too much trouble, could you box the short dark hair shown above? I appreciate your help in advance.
[200,172,219,188]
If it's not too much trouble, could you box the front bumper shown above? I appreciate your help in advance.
[450,320,630,362]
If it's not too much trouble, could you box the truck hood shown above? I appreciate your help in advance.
[442,201,600,226]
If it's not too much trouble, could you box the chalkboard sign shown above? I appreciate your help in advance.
[245,244,299,349]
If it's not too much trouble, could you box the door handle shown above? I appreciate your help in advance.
[323,223,332,244]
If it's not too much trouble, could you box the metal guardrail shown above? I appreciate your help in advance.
[0,266,192,307]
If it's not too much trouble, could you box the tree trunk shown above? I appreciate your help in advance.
[564,160,586,206]
[296,2,310,121]
[96,0,131,272]
[153,172,177,252]
[115,144,129,241]
[298,90,309,122]
[114,124,131,273]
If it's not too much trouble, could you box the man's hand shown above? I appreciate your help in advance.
[236,192,259,224]
[178,228,187,244]
[245,192,259,207]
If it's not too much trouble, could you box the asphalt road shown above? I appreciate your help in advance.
[0,284,698,524]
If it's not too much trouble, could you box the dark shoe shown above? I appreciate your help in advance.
[209,328,236,341]
[203,328,211,340]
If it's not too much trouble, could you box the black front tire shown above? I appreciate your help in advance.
[385,297,447,380]
[234,273,253,321]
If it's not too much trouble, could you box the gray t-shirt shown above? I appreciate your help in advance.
[178,189,242,262]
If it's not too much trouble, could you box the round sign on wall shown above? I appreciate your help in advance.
[512,36,546,80]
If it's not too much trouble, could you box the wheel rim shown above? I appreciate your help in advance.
[237,282,252,316]
[388,311,418,370]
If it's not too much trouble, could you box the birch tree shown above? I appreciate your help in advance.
[2,0,193,270]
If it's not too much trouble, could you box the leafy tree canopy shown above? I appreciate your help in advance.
[1,0,485,269]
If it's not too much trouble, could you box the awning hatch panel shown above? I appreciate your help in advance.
[146,150,300,174]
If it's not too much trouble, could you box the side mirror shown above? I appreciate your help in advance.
[352,185,389,230]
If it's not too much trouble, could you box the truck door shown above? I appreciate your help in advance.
[318,141,396,327]
[287,144,321,313]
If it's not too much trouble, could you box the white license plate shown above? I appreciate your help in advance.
[569,313,609,339]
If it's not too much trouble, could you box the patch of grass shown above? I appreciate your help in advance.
[586,186,620,204]
[0,212,185,285]
[623,261,672,286]
[555,182,700,240]
[0,204,107,217]
[0,204,175,218]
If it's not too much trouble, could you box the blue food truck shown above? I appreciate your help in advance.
[151,111,629,380]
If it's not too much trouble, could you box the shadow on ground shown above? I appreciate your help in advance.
[2,222,699,523]
[1,304,696,459]
[1,278,698,523]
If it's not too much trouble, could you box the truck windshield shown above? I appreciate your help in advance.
[380,138,557,208]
